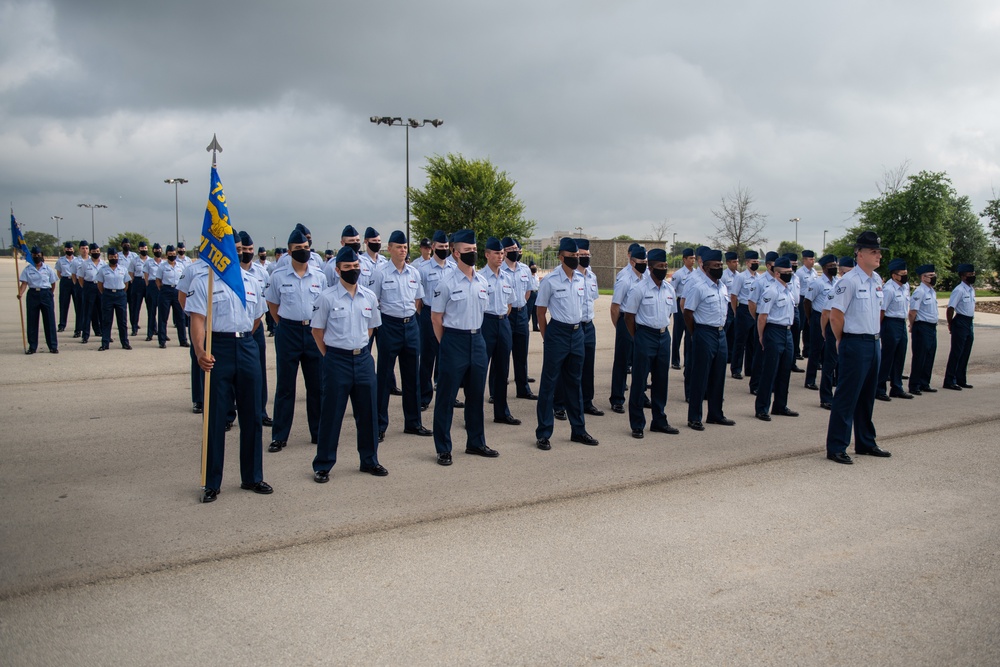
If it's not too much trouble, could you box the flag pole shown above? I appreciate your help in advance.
[11,207,28,353]
[200,135,222,491]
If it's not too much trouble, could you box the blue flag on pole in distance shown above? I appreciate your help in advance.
[198,166,245,307]
[10,213,30,261]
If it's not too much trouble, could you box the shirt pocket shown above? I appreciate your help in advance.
[450,290,467,302]
[279,285,296,295]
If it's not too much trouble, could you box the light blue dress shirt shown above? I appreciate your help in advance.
[684,273,729,326]
[431,267,489,330]
[265,265,328,322]
[622,277,676,329]
[372,261,424,318]
[831,267,884,334]
[312,282,381,349]
[535,267,585,325]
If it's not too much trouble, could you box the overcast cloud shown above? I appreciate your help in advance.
[2,0,999,251]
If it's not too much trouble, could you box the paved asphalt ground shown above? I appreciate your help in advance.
[2,257,998,665]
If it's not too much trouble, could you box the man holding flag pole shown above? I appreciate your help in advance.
[184,136,272,504]
[13,213,57,354]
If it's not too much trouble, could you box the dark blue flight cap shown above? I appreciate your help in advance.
[64,241,73,248]
[784,252,798,262]
[165,244,175,253]
[744,250,759,260]
[575,238,590,251]
[79,239,89,246]
[485,237,503,251]
[501,237,516,248]
[420,237,431,248]
[364,226,379,239]
[336,246,359,264]
[288,228,308,245]
[802,250,815,258]
[295,223,311,236]
[151,243,160,250]
[855,231,887,250]
[765,251,779,263]
[31,245,42,254]
[696,245,710,258]
[628,242,640,255]
[89,242,99,250]
[839,256,855,268]
[325,248,334,257]
[682,248,695,258]
[703,249,723,262]
[632,246,647,260]
[432,230,448,244]
[451,229,476,245]
[388,230,407,245]
[956,263,974,274]
[915,264,935,275]
[177,241,186,249]
[341,225,359,238]
[238,231,253,246]
[818,254,837,266]
[258,246,266,254]
[724,251,738,261]
[120,237,130,244]
[774,257,791,269]
[558,237,578,253]
[646,248,667,263]
[887,258,906,273]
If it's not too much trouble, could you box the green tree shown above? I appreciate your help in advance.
[944,196,989,290]
[409,153,536,261]
[612,234,634,241]
[980,196,1000,292]
[669,240,700,255]
[23,231,59,256]
[107,232,151,252]
[776,240,805,257]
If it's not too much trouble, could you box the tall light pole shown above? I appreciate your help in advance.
[77,203,107,242]
[823,229,829,252]
[370,116,443,247]
[51,216,63,241]
[789,217,800,245]
[164,178,189,247]
[574,226,583,237]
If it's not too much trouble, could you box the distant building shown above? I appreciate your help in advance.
[525,230,597,254]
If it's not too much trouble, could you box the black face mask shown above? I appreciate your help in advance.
[348,242,362,253]
[435,248,450,260]
[291,248,311,264]
[530,268,537,274]
[895,273,908,283]
[563,256,579,270]
[153,251,162,258]
[459,251,477,267]
[650,267,668,281]
[108,258,118,267]
[367,242,381,254]
[778,272,792,283]
[825,267,838,278]
[65,250,73,256]
[928,276,937,286]
[340,268,360,285]
[122,245,131,252]
[259,253,267,260]
[964,275,976,285]
[177,250,185,256]
[748,263,759,272]
[32,254,43,264]
[91,254,101,261]
[634,262,647,274]
[506,251,520,263]
[167,255,176,262]
[241,252,254,264]
[578,256,590,268]
[139,250,148,256]
[708,267,724,280]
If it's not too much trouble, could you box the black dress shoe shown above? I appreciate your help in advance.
[820,402,832,410]
[795,354,805,361]
[262,416,273,426]
[516,393,538,401]
[755,412,771,421]
[361,463,389,476]
[687,421,705,431]
[875,393,891,402]
[827,452,853,464]
[791,365,805,373]
[192,403,203,414]
[25,349,36,355]
[527,377,536,383]
[58,326,65,332]
[314,470,330,483]
[420,404,428,411]
[804,383,818,390]
[98,345,108,351]
[225,421,234,431]
[179,342,190,348]
[611,404,625,414]
[311,435,318,445]
[158,343,166,348]
[584,405,605,416]
[73,332,81,338]
[536,438,551,450]
[268,440,286,452]
[856,445,892,457]
[901,374,909,380]
[643,398,652,409]
[706,417,736,426]
[671,363,681,370]
[631,429,644,439]
[908,388,922,396]
[389,387,403,396]
[81,338,88,343]
[437,453,453,466]
[749,388,757,395]
[942,383,962,391]
[921,386,937,393]
[201,488,219,503]
[453,399,465,408]
[554,410,567,421]
[571,432,599,446]
[889,391,913,399]
[122,343,132,350]
[493,415,522,426]
[404,426,433,436]
[958,383,973,389]
[145,336,153,341]
[49,349,58,354]
[651,423,680,434]
[774,408,799,417]
[465,445,499,458]
[378,431,385,442]
[731,372,743,380]
[240,481,273,494]
[488,397,494,404]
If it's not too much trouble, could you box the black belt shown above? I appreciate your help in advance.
[444,327,480,335]
[280,317,311,326]
[696,323,725,331]
[954,313,973,321]
[484,313,507,320]
[581,320,593,325]
[511,306,525,312]
[382,314,415,324]
[842,333,879,341]
[766,323,791,330]
[215,331,254,338]
[329,345,369,356]
[30,287,46,292]
[884,316,906,321]
[637,324,668,334]
[549,320,580,331]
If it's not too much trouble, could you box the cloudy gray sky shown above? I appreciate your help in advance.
[2,0,998,251]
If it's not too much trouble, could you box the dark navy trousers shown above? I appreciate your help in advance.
[688,324,728,423]
[253,326,269,418]
[527,291,538,329]
[377,314,422,433]
[731,303,755,376]
[536,320,586,440]
[755,324,793,415]
[144,280,159,338]
[798,300,811,359]
[791,301,802,357]
[556,320,596,411]
[908,321,937,392]
[418,306,439,407]
[314,346,379,472]
[877,317,907,395]
[433,328,487,454]
[826,334,879,455]
[157,285,187,346]
[671,311,688,367]
[100,290,128,347]
[509,306,531,397]
[629,324,671,432]
[26,289,57,352]
[58,277,73,329]
[81,281,102,340]
[944,314,974,386]
[204,334,263,491]
[724,304,735,362]
[820,323,838,405]
[72,281,84,336]
[805,312,824,386]
[609,317,632,408]
[749,314,765,393]
[129,276,145,334]
[483,314,514,421]
[272,319,322,442]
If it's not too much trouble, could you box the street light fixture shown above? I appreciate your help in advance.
[370,116,444,246]
[164,178,189,247]
[51,216,63,241]
[789,217,800,245]
[823,229,830,252]
[77,203,108,242]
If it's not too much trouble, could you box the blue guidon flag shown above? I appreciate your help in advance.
[198,166,245,306]
[10,212,30,261]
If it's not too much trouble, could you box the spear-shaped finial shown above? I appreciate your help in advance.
[206,134,223,166]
